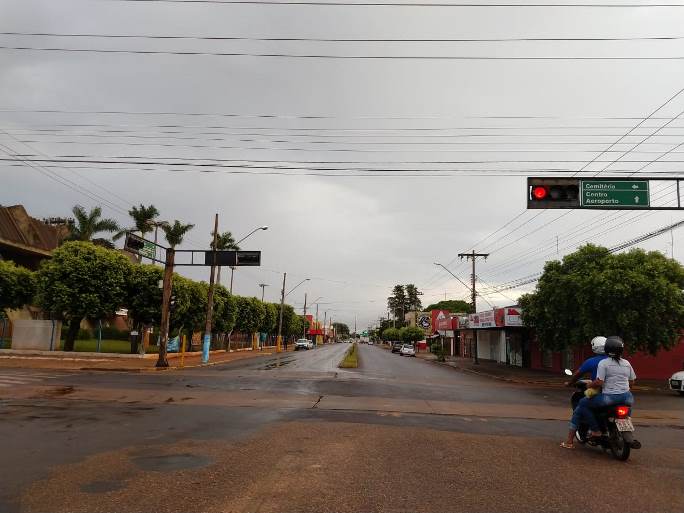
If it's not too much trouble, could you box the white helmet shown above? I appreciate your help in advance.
[591,336,607,354]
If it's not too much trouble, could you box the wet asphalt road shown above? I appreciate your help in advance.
[1,343,683,513]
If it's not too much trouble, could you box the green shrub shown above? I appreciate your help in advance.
[339,342,359,368]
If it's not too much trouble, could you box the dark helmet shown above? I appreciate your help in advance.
[604,336,624,358]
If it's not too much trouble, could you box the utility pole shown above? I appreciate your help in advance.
[156,248,175,368]
[302,292,308,339]
[323,311,327,344]
[458,250,489,365]
[277,272,286,353]
[259,283,269,302]
[203,213,219,364]
[315,302,319,346]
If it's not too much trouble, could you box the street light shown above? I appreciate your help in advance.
[276,276,310,352]
[230,225,268,293]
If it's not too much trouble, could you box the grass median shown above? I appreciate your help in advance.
[338,342,359,369]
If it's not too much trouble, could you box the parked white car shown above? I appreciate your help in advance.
[400,344,416,357]
[295,338,314,350]
[669,370,684,395]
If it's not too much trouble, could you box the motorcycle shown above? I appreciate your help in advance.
[564,369,641,461]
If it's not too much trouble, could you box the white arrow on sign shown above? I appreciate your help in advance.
[632,184,639,189]
[635,196,640,203]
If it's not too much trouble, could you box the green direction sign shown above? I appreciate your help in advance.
[139,241,156,260]
[580,180,649,208]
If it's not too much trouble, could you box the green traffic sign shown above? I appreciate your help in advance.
[580,180,649,208]
[139,241,156,260]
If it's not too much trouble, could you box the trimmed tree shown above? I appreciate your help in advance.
[0,260,36,317]
[234,296,266,338]
[259,303,279,335]
[382,327,402,343]
[402,326,426,344]
[35,241,131,351]
[519,244,684,355]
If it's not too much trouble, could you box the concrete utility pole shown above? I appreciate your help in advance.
[323,311,327,343]
[458,250,489,365]
[277,272,287,353]
[156,248,175,368]
[203,213,219,364]
[259,283,269,302]
[302,292,308,339]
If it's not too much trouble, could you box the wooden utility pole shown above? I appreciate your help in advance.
[203,213,219,364]
[458,250,489,365]
[156,248,175,368]
[277,272,286,353]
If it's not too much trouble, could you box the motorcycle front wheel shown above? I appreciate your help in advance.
[608,424,631,461]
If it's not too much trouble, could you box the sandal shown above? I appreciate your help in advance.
[560,441,574,449]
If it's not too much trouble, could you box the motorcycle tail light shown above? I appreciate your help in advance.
[616,406,630,418]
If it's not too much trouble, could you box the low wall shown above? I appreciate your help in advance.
[11,320,62,351]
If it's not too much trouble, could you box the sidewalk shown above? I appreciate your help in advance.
[416,352,669,393]
[0,346,293,372]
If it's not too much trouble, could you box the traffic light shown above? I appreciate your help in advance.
[527,178,580,209]
[235,251,261,266]
[125,233,145,253]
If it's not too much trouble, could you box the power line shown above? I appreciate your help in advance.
[99,0,684,7]
[4,45,684,59]
[4,107,684,121]
[4,31,684,42]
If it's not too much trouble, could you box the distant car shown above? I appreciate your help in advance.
[669,369,684,395]
[368,340,374,345]
[295,338,314,350]
[391,341,403,353]
[400,344,416,357]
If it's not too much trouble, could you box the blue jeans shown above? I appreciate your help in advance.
[570,392,634,432]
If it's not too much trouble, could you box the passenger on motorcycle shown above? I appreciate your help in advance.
[561,336,635,449]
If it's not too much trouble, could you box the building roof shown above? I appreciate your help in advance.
[0,205,66,256]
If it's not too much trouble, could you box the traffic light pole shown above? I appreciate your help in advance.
[458,250,489,365]
[156,248,175,368]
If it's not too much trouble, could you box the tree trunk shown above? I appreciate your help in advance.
[64,318,82,351]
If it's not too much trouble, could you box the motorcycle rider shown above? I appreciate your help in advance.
[560,335,607,449]
[561,336,635,448]
[565,336,607,386]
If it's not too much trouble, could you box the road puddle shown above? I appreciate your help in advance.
[260,357,295,370]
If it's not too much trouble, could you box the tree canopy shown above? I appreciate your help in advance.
[387,284,423,321]
[333,322,350,336]
[234,296,266,334]
[67,205,120,247]
[36,241,132,350]
[0,260,36,317]
[424,299,473,313]
[401,326,426,344]
[519,244,684,355]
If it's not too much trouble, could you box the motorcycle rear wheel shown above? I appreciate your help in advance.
[608,424,631,461]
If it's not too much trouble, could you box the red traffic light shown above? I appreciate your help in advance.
[531,185,548,200]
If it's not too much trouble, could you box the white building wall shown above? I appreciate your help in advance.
[476,330,507,363]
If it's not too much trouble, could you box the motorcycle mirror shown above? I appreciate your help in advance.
[564,368,573,376]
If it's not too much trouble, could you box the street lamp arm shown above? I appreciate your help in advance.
[236,225,269,245]
[285,278,310,298]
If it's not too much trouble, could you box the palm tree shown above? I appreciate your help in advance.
[211,231,240,287]
[67,205,120,246]
[163,220,195,248]
[114,204,160,238]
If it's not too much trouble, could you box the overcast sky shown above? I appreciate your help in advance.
[2,0,684,329]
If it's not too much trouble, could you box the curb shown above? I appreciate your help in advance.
[417,355,667,393]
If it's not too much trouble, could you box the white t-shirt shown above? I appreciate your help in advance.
[597,358,636,394]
